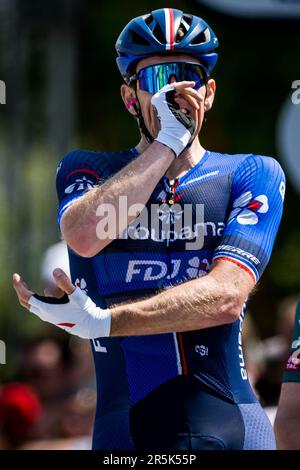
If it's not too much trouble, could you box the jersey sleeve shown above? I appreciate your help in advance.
[213,155,285,283]
[283,299,300,383]
[56,150,111,229]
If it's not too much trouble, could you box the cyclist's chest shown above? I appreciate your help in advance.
[114,170,231,252]
[70,169,232,300]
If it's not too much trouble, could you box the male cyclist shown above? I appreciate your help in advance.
[14,8,285,450]
[274,299,300,449]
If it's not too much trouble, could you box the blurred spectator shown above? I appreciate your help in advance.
[0,382,42,449]
[17,334,95,442]
[245,296,298,408]
[19,387,95,450]
[18,338,70,403]
[58,387,96,438]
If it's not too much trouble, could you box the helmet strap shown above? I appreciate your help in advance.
[129,83,154,144]
[203,83,209,124]
[133,100,154,144]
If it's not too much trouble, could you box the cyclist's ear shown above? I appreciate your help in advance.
[204,79,216,113]
[121,83,138,117]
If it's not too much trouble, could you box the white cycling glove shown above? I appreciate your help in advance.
[152,84,196,157]
[29,287,111,339]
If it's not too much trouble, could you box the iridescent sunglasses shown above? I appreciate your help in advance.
[128,62,207,94]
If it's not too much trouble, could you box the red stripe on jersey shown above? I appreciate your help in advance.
[65,168,100,182]
[215,257,256,283]
[177,333,188,375]
[173,192,184,203]
[57,322,76,328]
[169,8,175,50]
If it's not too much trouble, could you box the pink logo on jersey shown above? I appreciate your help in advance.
[228,191,269,226]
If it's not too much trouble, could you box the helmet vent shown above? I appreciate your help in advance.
[144,14,154,27]
[182,15,192,28]
[131,31,150,46]
[175,15,191,43]
[152,23,166,44]
[191,28,210,45]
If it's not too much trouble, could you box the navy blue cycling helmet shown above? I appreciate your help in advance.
[116,8,219,82]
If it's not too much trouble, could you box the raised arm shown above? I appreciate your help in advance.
[14,153,286,338]
[61,81,200,257]
[61,141,174,257]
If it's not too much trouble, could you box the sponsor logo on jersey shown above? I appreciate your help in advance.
[215,245,260,266]
[186,257,211,278]
[158,205,184,224]
[180,170,220,187]
[75,278,88,293]
[56,161,63,175]
[238,304,248,381]
[228,191,269,226]
[285,338,300,371]
[125,257,211,283]
[195,345,209,357]
[279,181,286,202]
[121,220,225,243]
[92,338,107,354]
[65,176,95,194]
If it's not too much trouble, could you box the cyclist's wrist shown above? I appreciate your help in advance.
[153,138,177,158]
[155,130,190,157]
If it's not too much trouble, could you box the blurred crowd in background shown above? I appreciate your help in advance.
[0,0,300,450]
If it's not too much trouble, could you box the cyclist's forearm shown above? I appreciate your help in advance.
[110,267,247,336]
[61,141,174,257]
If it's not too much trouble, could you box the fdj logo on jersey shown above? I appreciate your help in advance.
[228,192,269,226]
[126,257,211,283]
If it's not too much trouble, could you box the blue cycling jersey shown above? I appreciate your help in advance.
[56,148,285,449]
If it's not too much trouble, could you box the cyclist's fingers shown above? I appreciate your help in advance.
[52,268,75,295]
[172,81,196,91]
[176,94,200,111]
[175,88,204,105]
[12,273,34,304]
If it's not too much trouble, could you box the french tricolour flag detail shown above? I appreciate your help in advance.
[164,8,175,50]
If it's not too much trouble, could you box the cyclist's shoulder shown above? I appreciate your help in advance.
[206,150,252,171]
[209,150,284,177]
[57,148,132,167]
[56,148,137,176]
[234,153,285,183]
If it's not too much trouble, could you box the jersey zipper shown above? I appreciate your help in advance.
[164,177,188,376]
[166,178,179,205]
[165,178,179,247]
